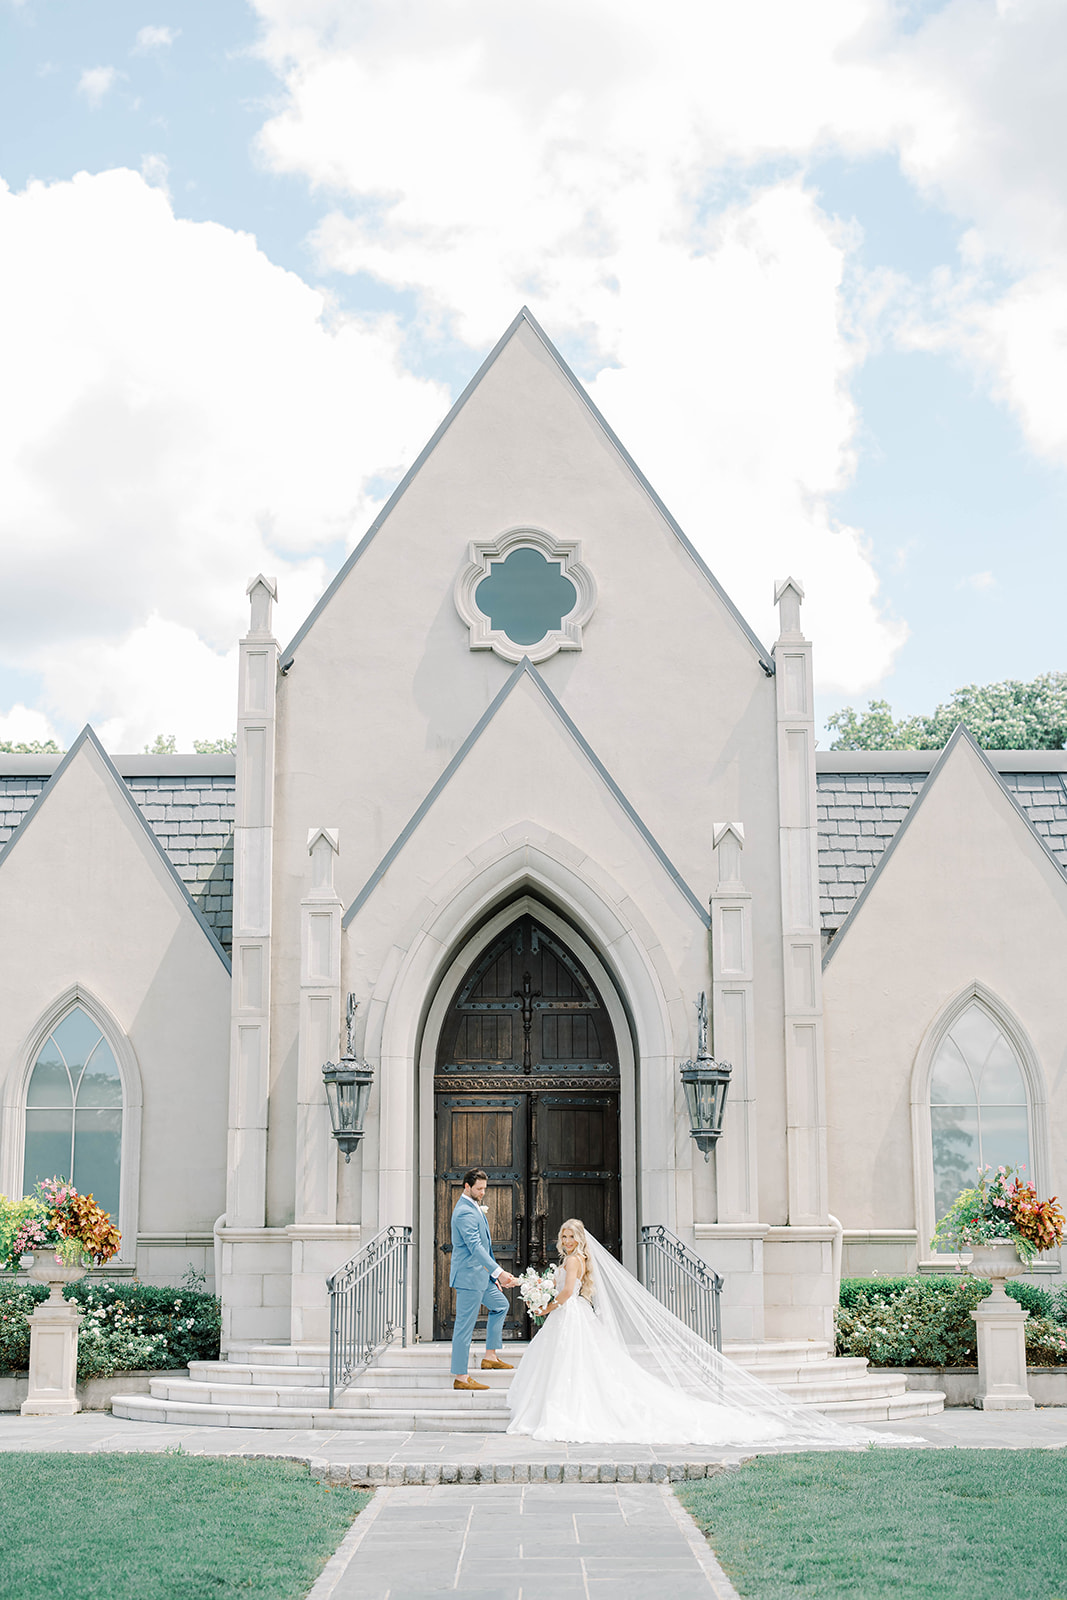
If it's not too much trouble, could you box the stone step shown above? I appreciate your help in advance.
[225,1343,331,1366]
[722,1340,833,1365]
[189,1361,330,1387]
[345,1366,517,1390]
[111,1394,510,1432]
[773,1373,910,1404]
[814,1390,947,1422]
[146,1376,512,1412]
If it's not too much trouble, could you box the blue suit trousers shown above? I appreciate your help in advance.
[451,1279,509,1376]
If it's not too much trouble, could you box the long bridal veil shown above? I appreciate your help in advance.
[582,1232,898,1448]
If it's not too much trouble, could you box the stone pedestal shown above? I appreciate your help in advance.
[971,1286,1034,1411]
[21,1287,83,1416]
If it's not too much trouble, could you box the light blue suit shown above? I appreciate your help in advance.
[450,1194,509,1375]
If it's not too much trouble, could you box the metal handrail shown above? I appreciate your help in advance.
[641,1223,723,1352]
[326,1224,411,1407]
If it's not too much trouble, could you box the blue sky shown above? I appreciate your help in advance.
[2,0,1065,750]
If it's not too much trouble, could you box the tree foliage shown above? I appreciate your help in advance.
[0,740,64,755]
[827,672,1067,751]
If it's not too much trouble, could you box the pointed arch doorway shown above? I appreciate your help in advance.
[433,912,622,1341]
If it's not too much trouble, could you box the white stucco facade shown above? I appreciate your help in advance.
[1,310,1063,1344]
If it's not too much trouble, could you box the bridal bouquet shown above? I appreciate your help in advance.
[517,1266,556,1323]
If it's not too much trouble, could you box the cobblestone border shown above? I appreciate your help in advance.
[307,1457,740,1485]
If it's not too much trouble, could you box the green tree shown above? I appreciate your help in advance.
[0,739,65,754]
[192,735,237,754]
[827,672,1067,751]
[143,734,177,754]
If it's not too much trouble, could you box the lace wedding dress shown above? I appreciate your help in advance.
[506,1231,895,1448]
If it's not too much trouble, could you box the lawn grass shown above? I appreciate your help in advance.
[0,1452,369,1600]
[677,1449,1067,1599]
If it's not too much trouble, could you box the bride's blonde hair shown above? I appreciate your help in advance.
[557,1218,595,1301]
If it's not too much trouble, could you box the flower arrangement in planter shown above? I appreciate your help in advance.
[1,1178,121,1273]
[930,1165,1065,1264]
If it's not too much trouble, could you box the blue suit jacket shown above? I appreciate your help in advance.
[450,1196,501,1291]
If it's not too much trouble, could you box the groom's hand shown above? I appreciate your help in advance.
[497,1271,519,1289]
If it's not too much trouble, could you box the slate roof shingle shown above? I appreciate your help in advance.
[0,766,235,952]
[817,761,1067,935]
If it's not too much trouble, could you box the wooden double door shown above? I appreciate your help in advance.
[434,914,622,1341]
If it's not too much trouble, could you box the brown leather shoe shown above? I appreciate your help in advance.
[480,1357,514,1370]
[453,1375,489,1390]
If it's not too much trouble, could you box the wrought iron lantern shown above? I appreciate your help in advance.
[322,995,374,1162]
[680,993,732,1160]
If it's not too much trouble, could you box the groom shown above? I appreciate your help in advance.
[450,1167,519,1391]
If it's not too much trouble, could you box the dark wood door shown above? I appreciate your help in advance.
[434,914,622,1341]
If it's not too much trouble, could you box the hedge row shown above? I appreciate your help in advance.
[0,1279,221,1380]
[836,1275,1067,1368]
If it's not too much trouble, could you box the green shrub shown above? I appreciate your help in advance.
[1024,1316,1067,1366]
[65,1280,221,1371]
[0,1277,221,1379]
[0,1282,48,1373]
[835,1275,1067,1367]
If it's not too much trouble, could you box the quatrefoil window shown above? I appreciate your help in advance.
[454,528,597,664]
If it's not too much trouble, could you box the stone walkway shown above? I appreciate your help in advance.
[305,1482,739,1600]
[2,1410,1064,1599]
[1,1406,1065,1475]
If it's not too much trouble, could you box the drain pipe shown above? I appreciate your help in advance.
[828,1213,844,1305]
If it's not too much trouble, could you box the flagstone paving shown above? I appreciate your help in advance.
[0,1406,1065,1468]
[304,1482,740,1600]
[1,1410,1064,1599]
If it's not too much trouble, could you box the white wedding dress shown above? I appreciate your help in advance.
[506,1233,900,1449]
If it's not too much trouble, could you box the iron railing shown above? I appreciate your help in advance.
[641,1223,723,1352]
[326,1224,411,1407]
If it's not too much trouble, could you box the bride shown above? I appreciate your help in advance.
[506,1218,881,1447]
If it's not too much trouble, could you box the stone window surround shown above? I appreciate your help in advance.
[0,984,142,1266]
[910,981,1053,1273]
[453,525,597,664]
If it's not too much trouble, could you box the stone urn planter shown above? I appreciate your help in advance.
[23,1254,89,1300]
[965,1240,1028,1289]
[964,1239,1034,1411]
[20,1253,88,1417]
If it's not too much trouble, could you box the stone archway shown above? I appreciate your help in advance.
[432,909,622,1341]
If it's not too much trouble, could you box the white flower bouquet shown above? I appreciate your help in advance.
[517,1266,556,1324]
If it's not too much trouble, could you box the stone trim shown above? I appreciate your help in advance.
[453,525,597,664]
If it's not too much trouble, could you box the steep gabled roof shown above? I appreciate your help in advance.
[0,726,231,972]
[822,724,1067,970]
[282,307,774,675]
[342,657,710,929]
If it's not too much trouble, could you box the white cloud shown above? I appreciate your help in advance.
[0,169,449,751]
[252,0,911,689]
[133,25,180,54]
[140,153,170,195]
[77,66,120,109]
[957,570,995,590]
[0,705,62,749]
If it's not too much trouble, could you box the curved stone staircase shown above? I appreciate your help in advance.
[111,1337,944,1430]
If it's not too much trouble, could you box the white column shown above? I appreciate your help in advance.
[773,578,828,1227]
[710,823,759,1225]
[226,575,278,1230]
[21,1290,82,1416]
[295,828,342,1226]
[972,1287,1035,1410]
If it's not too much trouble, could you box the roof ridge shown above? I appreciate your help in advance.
[280,307,773,675]
[341,659,710,929]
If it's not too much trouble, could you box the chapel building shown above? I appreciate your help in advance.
[1,309,1064,1349]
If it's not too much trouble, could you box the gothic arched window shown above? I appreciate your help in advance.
[930,1002,1030,1223]
[23,1005,123,1216]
